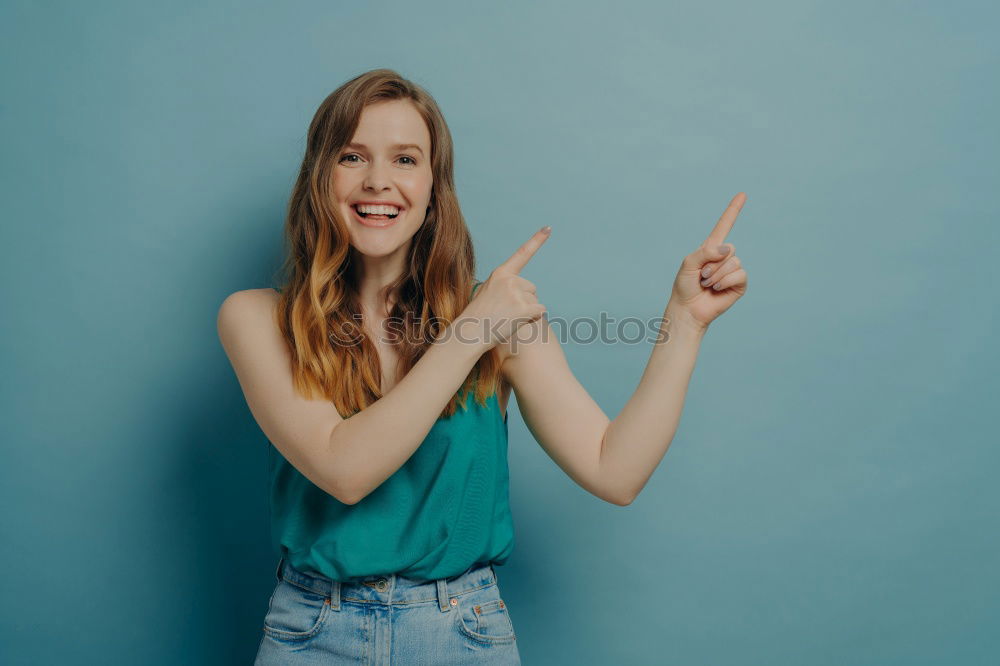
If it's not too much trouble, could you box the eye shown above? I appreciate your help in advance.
[338,153,417,166]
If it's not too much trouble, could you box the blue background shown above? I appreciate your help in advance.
[2,1,997,664]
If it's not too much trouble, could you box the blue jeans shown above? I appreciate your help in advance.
[254,556,522,664]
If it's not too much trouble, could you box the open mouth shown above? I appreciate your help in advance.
[352,204,400,221]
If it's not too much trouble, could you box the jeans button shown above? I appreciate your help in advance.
[376,578,388,591]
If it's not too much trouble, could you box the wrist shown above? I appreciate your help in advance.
[436,315,493,361]
[663,301,709,338]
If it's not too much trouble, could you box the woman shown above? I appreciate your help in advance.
[218,68,747,664]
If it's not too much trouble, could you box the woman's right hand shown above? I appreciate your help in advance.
[453,226,552,351]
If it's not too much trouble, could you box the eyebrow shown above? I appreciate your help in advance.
[346,142,425,157]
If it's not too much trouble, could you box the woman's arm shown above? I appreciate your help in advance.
[502,193,749,505]
[595,303,707,504]
[331,228,550,504]
[325,321,490,504]
[344,341,493,504]
[218,229,552,506]
[218,288,488,505]
[500,302,706,507]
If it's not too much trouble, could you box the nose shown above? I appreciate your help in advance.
[363,160,391,192]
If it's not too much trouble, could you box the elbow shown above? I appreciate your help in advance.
[608,484,638,507]
[323,451,375,506]
[596,469,637,506]
[596,488,635,507]
[315,469,359,505]
[326,477,361,505]
[339,493,361,506]
[327,462,369,505]
[339,482,380,506]
[611,492,636,507]
[339,478,372,505]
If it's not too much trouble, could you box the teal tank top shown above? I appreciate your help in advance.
[267,282,515,582]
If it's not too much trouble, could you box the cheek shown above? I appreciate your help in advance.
[330,170,358,200]
[402,171,433,197]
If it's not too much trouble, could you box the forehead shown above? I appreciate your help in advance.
[351,100,430,152]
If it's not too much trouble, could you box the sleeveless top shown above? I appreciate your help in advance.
[266,281,515,582]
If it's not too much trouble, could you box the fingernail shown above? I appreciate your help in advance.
[701,277,711,286]
[701,266,713,278]
[717,244,728,254]
[541,225,552,234]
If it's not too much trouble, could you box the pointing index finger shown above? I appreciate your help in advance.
[496,226,552,275]
[705,192,747,248]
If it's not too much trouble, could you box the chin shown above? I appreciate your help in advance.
[349,231,409,256]
[353,244,400,259]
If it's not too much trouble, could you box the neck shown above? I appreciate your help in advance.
[353,248,409,315]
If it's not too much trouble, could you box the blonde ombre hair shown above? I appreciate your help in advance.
[272,68,502,419]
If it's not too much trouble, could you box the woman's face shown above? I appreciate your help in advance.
[333,99,434,260]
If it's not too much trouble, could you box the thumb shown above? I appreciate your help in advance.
[683,243,731,271]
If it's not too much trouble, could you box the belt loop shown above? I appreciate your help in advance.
[274,556,285,582]
[329,579,341,611]
[436,577,451,612]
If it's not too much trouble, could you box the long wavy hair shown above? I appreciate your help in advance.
[271,69,502,420]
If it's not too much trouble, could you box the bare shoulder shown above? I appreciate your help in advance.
[216,288,282,345]
[218,287,279,315]
[226,287,280,303]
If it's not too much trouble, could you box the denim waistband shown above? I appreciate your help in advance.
[274,556,498,613]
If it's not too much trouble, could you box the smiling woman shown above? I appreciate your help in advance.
[219,65,749,666]
[216,68,523,665]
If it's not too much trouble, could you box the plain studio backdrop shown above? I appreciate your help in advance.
[1,1,997,664]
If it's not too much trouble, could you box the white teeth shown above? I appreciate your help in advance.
[355,204,400,215]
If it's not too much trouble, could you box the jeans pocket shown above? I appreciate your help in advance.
[262,580,331,642]
[454,582,517,645]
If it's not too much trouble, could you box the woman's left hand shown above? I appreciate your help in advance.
[669,192,749,330]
